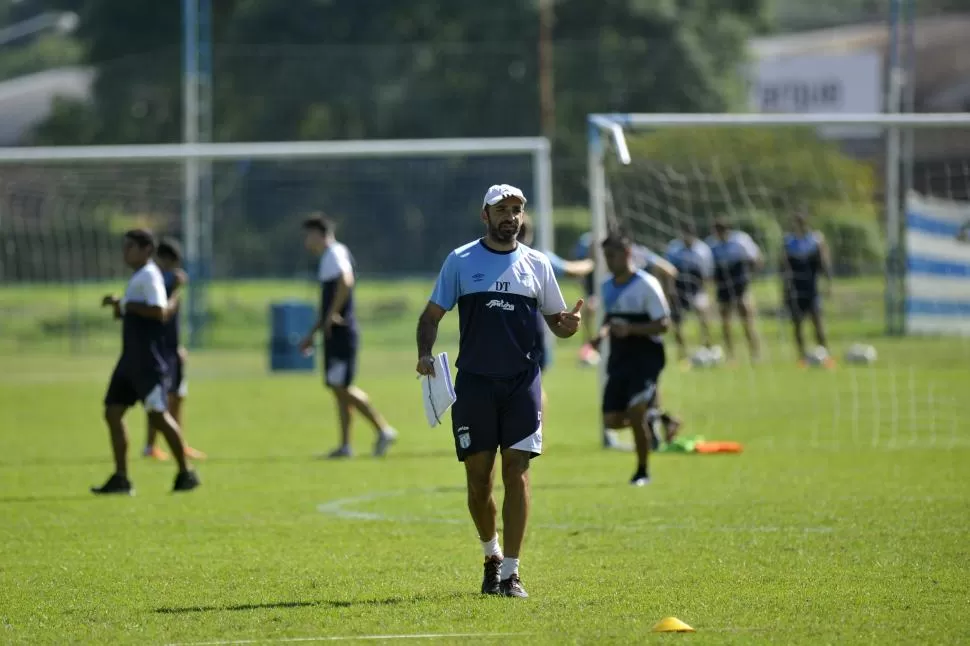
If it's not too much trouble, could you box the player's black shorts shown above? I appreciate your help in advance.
[451,366,543,462]
[786,290,820,319]
[602,360,665,414]
[716,280,749,305]
[165,352,187,397]
[323,327,358,388]
[583,273,595,297]
[104,360,168,412]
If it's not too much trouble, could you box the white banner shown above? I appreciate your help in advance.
[748,51,883,138]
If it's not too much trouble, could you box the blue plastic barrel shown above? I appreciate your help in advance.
[269,302,315,372]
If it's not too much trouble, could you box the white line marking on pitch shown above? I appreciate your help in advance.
[317,488,834,534]
[165,632,529,645]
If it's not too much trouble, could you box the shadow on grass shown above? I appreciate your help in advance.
[154,592,467,614]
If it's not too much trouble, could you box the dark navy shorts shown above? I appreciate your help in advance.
[716,280,749,306]
[323,328,358,388]
[787,290,821,320]
[451,367,543,462]
[602,356,665,414]
[105,360,168,412]
[671,289,708,324]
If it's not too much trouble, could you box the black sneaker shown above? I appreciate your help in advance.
[499,573,529,598]
[91,473,133,496]
[172,470,201,492]
[481,556,501,595]
[630,468,650,487]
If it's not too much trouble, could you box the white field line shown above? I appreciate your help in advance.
[165,633,530,646]
[317,488,835,534]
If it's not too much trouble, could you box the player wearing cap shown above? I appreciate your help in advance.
[416,184,582,598]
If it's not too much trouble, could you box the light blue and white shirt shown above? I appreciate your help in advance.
[431,239,567,378]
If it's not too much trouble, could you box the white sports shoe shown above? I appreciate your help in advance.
[373,428,398,457]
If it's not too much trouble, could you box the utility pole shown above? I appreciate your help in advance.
[538,0,556,141]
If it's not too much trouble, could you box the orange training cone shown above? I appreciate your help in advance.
[652,617,695,633]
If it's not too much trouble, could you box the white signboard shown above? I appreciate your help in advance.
[748,51,883,138]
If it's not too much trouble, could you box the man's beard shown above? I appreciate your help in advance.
[488,219,519,243]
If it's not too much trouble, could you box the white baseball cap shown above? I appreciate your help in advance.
[483,184,527,208]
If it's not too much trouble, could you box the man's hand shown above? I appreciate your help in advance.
[173,269,189,287]
[416,355,436,377]
[610,319,631,338]
[299,334,315,356]
[101,295,119,307]
[555,299,584,335]
[323,312,345,339]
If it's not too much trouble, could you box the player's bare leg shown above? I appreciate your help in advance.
[792,311,807,362]
[339,385,397,456]
[464,450,501,595]
[737,296,761,362]
[168,393,206,460]
[673,318,687,359]
[809,308,835,368]
[148,409,200,492]
[499,448,531,597]
[578,298,600,364]
[92,405,135,495]
[326,386,354,458]
[464,450,499,546]
[627,402,652,486]
[602,411,633,452]
[697,305,714,348]
[143,414,168,461]
[719,303,736,361]
[105,405,130,477]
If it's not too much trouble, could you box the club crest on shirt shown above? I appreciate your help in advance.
[486,299,515,311]
[472,272,485,282]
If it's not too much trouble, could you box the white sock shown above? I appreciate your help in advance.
[500,557,519,580]
[481,535,502,559]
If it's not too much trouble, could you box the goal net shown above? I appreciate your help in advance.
[0,138,552,355]
[587,113,970,451]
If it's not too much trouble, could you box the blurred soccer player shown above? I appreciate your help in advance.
[93,229,201,495]
[595,232,671,486]
[665,220,714,360]
[781,209,834,366]
[416,184,580,598]
[572,232,676,366]
[143,238,206,461]
[299,215,397,459]
[706,218,763,363]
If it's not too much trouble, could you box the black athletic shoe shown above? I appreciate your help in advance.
[172,470,201,492]
[499,573,529,598]
[481,556,501,595]
[91,473,133,496]
[630,467,650,487]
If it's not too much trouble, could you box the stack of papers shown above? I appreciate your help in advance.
[421,352,457,427]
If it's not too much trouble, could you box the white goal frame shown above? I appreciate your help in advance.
[0,136,553,348]
[587,112,970,387]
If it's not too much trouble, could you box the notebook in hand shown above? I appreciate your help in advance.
[421,352,456,427]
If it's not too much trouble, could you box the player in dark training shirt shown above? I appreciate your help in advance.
[594,233,671,486]
[706,218,763,363]
[416,184,580,599]
[781,210,834,367]
[93,229,201,495]
[300,215,397,459]
[142,238,206,461]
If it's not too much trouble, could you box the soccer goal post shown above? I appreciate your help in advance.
[0,137,552,354]
[585,112,970,451]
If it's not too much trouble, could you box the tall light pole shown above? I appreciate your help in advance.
[182,0,213,348]
[538,0,556,150]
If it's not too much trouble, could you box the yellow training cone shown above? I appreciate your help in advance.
[652,617,695,633]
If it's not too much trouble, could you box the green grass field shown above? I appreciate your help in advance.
[1,277,969,645]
